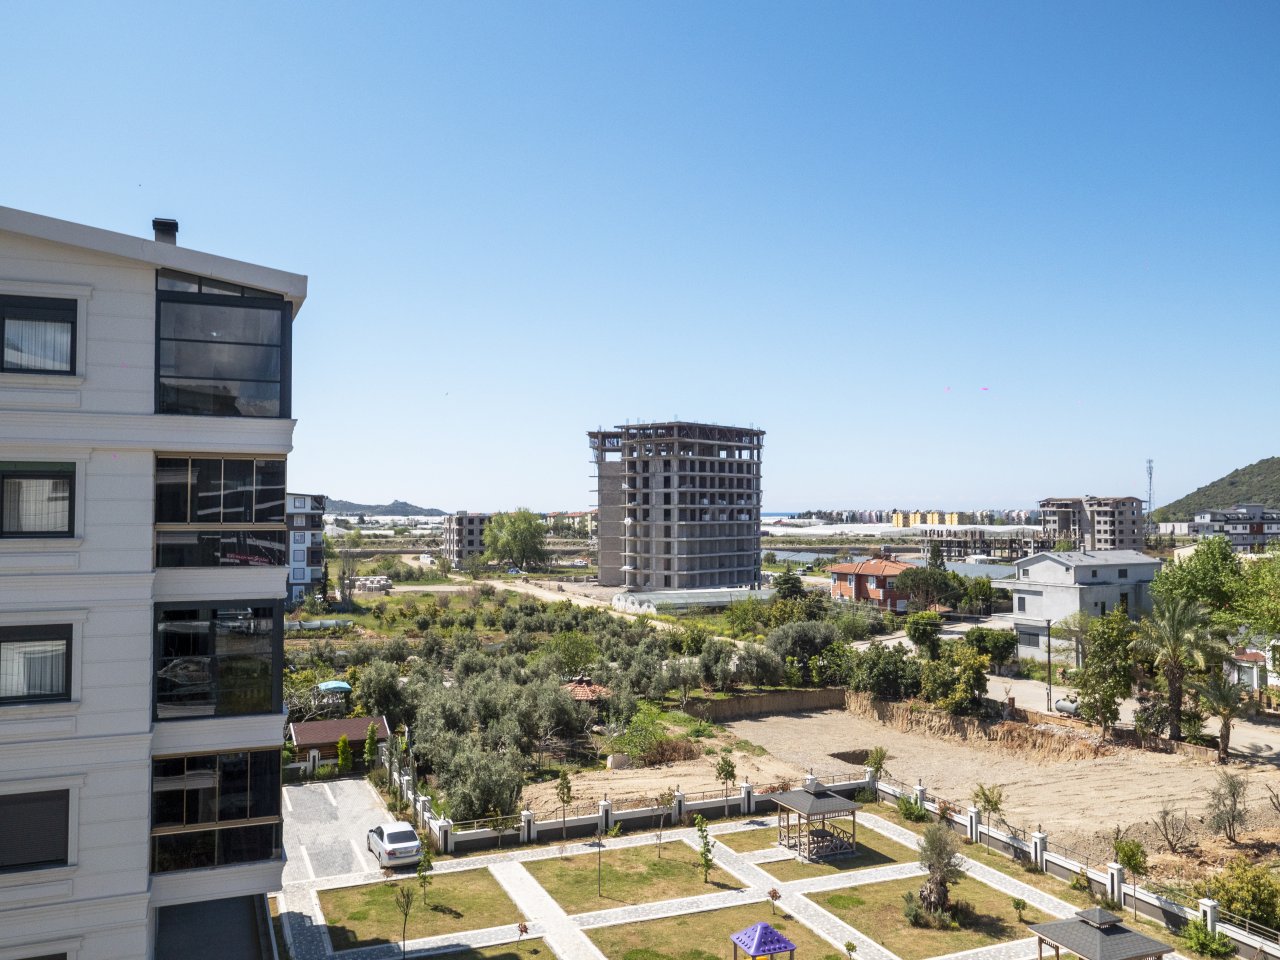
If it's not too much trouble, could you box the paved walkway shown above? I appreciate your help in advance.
[280,810,1173,960]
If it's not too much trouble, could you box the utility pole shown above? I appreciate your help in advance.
[1045,618,1053,712]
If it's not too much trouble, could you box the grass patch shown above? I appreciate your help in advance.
[588,901,845,960]
[760,824,916,881]
[959,842,1095,910]
[864,800,930,835]
[717,826,783,853]
[523,841,741,914]
[420,944,549,960]
[811,874,1047,960]
[319,869,519,951]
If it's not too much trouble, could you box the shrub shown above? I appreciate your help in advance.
[369,767,389,790]
[1194,857,1280,930]
[641,737,700,766]
[897,795,931,823]
[1181,919,1236,959]
[1071,869,1091,893]
[852,787,878,803]
[315,763,337,779]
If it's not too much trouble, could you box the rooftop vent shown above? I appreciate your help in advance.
[152,218,179,244]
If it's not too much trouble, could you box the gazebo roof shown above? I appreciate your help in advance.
[773,780,862,818]
[731,922,796,955]
[1029,909,1172,960]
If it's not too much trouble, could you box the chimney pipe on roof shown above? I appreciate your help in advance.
[152,218,178,244]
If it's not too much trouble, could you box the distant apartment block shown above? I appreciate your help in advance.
[286,493,326,603]
[588,421,763,590]
[828,558,911,612]
[1005,550,1160,655]
[1038,496,1144,551]
[1190,504,1280,552]
[920,528,1055,561]
[544,509,598,538]
[0,207,304,960]
[442,511,490,565]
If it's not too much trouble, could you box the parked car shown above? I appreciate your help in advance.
[367,821,422,867]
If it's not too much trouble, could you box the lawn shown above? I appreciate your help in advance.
[438,942,549,960]
[588,901,846,960]
[810,874,1048,960]
[760,824,916,882]
[717,825,783,853]
[319,869,520,951]
[958,842,1096,910]
[862,800,931,836]
[523,841,742,914]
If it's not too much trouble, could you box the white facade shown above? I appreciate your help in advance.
[285,493,326,603]
[1003,550,1161,654]
[0,207,305,960]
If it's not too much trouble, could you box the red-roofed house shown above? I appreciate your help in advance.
[289,715,391,772]
[828,558,913,612]
[562,676,611,703]
[1228,648,1268,691]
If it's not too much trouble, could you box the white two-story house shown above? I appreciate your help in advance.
[0,207,305,960]
[1004,550,1161,656]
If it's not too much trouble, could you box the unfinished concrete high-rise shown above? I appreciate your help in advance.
[588,421,764,590]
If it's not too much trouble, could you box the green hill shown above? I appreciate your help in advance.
[1155,457,1280,521]
[327,498,444,517]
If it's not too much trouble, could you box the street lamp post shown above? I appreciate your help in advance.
[1045,619,1053,712]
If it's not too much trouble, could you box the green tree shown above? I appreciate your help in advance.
[1076,611,1134,737]
[1011,897,1028,921]
[1152,536,1242,616]
[1233,547,1280,637]
[967,627,1017,676]
[556,769,573,841]
[971,783,1005,850]
[416,842,434,901]
[1053,538,1076,552]
[1053,611,1094,669]
[894,567,954,611]
[1207,770,1248,843]
[1194,671,1255,763]
[927,542,946,571]
[363,722,380,770]
[436,555,453,578]
[917,822,964,913]
[716,753,737,816]
[355,659,410,729]
[1193,856,1280,929]
[336,734,353,774]
[905,612,943,660]
[762,551,777,566]
[1130,596,1223,741]
[920,642,989,714]
[1113,837,1147,918]
[483,508,550,570]
[773,565,804,600]
[694,813,716,883]
[654,787,675,858]
[866,746,889,781]
[846,641,922,701]
[543,631,599,678]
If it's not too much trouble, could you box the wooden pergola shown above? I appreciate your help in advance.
[1029,909,1172,960]
[773,780,861,861]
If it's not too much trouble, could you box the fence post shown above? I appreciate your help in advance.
[1031,831,1047,871]
[740,781,753,815]
[967,805,980,844]
[1199,898,1219,935]
[914,782,928,807]
[673,787,685,823]
[441,818,454,855]
[864,765,877,792]
[1107,862,1125,904]
[803,772,818,791]
[599,797,612,833]
[521,809,535,845]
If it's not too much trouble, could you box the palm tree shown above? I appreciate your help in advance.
[1194,670,1255,763]
[1130,597,1222,742]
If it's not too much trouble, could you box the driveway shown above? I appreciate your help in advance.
[280,777,392,886]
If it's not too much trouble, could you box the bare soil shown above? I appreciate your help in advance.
[724,708,1280,870]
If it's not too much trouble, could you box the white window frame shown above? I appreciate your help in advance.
[0,280,91,383]
[0,938,81,960]
[0,610,86,716]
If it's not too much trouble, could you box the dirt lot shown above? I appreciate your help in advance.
[725,708,1280,867]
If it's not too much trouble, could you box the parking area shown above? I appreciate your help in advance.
[280,777,392,886]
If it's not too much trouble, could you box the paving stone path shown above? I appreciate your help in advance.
[279,811,1181,960]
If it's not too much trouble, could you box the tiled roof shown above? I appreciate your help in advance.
[563,679,611,701]
[290,716,391,749]
[828,558,912,577]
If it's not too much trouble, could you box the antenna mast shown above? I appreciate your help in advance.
[1146,459,1154,516]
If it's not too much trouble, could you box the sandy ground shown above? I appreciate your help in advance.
[724,708,1280,860]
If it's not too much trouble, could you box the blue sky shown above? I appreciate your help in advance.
[4,2,1277,512]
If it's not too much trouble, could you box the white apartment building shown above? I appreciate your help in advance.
[285,493,326,604]
[0,207,306,960]
[1004,550,1161,656]
[1190,504,1280,553]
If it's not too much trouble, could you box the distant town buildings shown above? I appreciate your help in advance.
[442,511,491,565]
[827,557,912,612]
[286,492,327,603]
[588,420,763,590]
[1038,496,1144,551]
[1189,504,1280,553]
[1004,550,1160,655]
[877,508,1034,528]
[543,509,599,538]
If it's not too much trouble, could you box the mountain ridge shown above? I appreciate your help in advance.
[326,498,446,517]
[1155,457,1280,521]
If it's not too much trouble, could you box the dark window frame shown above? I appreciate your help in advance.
[0,789,70,873]
[0,463,75,539]
[0,624,72,704]
[0,294,77,376]
[152,600,283,721]
[154,281,291,419]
